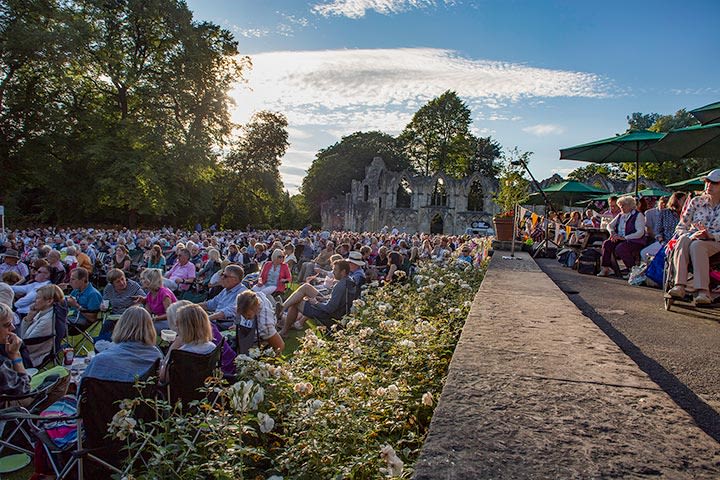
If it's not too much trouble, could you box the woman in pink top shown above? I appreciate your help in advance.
[136,268,176,321]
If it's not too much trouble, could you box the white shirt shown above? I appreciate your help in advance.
[12,280,51,314]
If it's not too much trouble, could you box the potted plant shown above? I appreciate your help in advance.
[493,148,531,241]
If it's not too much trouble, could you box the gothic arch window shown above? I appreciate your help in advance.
[431,178,447,206]
[467,180,484,211]
[364,185,369,202]
[396,178,412,208]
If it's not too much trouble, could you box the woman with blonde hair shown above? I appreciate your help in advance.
[136,268,176,327]
[160,304,216,382]
[254,248,292,296]
[83,306,162,382]
[19,284,64,365]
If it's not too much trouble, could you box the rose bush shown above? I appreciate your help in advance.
[118,239,489,479]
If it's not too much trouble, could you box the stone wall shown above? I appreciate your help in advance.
[321,157,500,234]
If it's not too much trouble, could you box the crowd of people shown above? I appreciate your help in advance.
[0,226,480,402]
[542,169,720,306]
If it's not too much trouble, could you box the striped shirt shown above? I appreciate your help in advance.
[102,279,145,315]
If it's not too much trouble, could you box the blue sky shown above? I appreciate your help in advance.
[185,0,720,193]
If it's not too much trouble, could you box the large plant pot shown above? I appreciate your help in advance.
[493,216,515,241]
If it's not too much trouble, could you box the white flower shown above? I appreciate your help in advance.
[338,387,349,397]
[358,327,373,338]
[398,339,416,349]
[248,347,261,359]
[309,399,324,413]
[293,382,314,396]
[386,384,400,397]
[258,412,275,433]
[375,387,387,397]
[325,376,337,384]
[422,392,434,406]
[109,409,137,440]
[229,380,263,412]
[353,299,366,308]
[380,444,404,477]
[352,372,367,382]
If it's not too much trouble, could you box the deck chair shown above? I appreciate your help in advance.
[0,374,68,460]
[22,301,68,368]
[163,339,223,406]
[25,360,160,479]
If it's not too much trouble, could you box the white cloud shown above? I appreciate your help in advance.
[230,47,610,192]
[234,27,269,38]
[312,0,453,18]
[522,124,566,136]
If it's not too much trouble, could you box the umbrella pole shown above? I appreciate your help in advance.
[635,149,640,197]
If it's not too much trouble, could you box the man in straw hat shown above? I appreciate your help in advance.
[0,249,29,280]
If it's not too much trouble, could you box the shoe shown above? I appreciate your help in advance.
[597,268,611,277]
[695,293,712,305]
[668,285,686,298]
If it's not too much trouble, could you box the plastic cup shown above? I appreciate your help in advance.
[161,329,177,342]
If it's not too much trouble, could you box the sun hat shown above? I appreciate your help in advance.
[2,249,19,260]
[347,251,365,266]
[702,169,720,183]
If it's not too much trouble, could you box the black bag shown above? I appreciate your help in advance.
[577,248,601,275]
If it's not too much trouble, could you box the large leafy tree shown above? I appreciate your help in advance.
[399,90,475,177]
[1,0,248,226]
[301,131,410,222]
[216,111,289,228]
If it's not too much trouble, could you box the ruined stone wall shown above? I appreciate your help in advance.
[321,157,500,234]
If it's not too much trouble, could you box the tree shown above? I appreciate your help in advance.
[301,131,410,222]
[465,136,502,177]
[494,147,531,215]
[216,111,289,228]
[626,112,661,131]
[568,164,625,182]
[399,90,474,177]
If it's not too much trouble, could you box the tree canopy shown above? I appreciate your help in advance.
[300,131,410,222]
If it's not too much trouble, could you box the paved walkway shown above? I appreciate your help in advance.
[414,251,720,479]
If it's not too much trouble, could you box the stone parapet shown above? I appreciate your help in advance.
[414,251,720,479]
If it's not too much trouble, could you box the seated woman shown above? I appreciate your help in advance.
[236,290,284,355]
[668,170,720,305]
[146,244,166,271]
[19,284,64,366]
[597,196,646,277]
[197,248,222,287]
[0,303,30,396]
[253,249,292,296]
[166,301,236,377]
[159,304,215,382]
[83,306,163,383]
[640,192,686,262]
[284,244,297,273]
[111,245,132,273]
[136,268,177,332]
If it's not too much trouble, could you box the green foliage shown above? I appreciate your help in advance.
[567,164,625,182]
[494,147,531,215]
[301,131,410,222]
[399,90,475,177]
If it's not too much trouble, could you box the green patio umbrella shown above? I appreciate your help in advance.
[637,187,671,197]
[665,170,714,191]
[560,130,676,197]
[653,122,720,160]
[573,192,623,207]
[690,101,720,125]
[526,180,606,206]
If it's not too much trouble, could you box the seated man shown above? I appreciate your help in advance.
[297,241,335,283]
[162,247,196,291]
[279,260,356,335]
[12,262,52,316]
[668,169,720,305]
[66,267,102,328]
[198,264,246,330]
[0,249,29,281]
[347,251,366,287]
[236,290,284,354]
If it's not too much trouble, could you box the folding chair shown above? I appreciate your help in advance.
[23,302,68,368]
[163,339,223,406]
[0,374,68,463]
[14,360,160,479]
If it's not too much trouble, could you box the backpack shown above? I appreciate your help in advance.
[577,248,601,275]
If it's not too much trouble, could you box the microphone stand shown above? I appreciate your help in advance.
[510,159,558,258]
